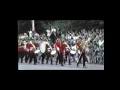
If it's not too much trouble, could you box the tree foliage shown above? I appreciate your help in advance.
[18,20,104,34]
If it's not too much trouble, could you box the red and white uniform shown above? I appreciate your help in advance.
[25,43,30,53]
[63,43,70,54]
[26,42,39,54]
[54,41,60,54]
[18,42,25,53]
[54,41,66,54]
[34,43,39,50]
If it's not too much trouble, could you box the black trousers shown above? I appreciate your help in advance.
[41,53,45,64]
[52,39,56,44]
[25,52,30,62]
[29,53,37,64]
[77,52,86,67]
[18,52,24,63]
[65,53,71,65]
[56,53,61,64]
[59,53,64,66]
[46,53,53,64]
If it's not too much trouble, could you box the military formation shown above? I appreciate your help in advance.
[18,29,104,68]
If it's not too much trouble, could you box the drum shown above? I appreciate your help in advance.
[34,50,41,56]
[51,49,57,56]
[40,41,52,54]
[40,42,46,53]
[70,50,76,54]
[34,50,40,54]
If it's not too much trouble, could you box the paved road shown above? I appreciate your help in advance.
[18,61,104,70]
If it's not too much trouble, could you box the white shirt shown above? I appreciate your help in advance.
[73,36,79,40]
[46,30,51,36]
[51,28,56,32]
[98,40,104,46]
[68,36,71,39]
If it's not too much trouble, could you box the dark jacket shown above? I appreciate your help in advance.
[50,33,56,40]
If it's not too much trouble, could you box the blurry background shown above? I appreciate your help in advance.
[18,20,104,34]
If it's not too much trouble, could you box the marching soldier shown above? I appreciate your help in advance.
[24,39,31,63]
[54,39,61,65]
[22,40,28,63]
[55,38,66,66]
[33,40,40,63]
[28,39,37,65]
[76,39,82,57]
[77,40,87,68]
[18,39,25,63]
[45,44,53,65]
[63,41,71,65]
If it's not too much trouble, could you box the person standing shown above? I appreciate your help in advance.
[54,39,61,65]
[77,47,87,68]
[34,40,40,63]
[50,32,56,44]
[55,38,66,66]
[29,40,37,65]
[24,40,31,63]
[46,29,51,40]
[18,40,25,63]
[77,41,87,68]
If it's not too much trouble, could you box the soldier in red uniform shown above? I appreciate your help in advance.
[18,40,25,63]
[24,40,31,63]
[55,38,66,66]
[64,41,71,65]
[28,40,38,65]
[34,40,39,63]
[77,40,87,68]
[54,39,61,65]
[45,44,53,65]
[76,39,82,58]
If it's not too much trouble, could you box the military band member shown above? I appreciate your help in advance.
[76,39,82,56]
[29,40,37,65]
[45,44,53,64]
[63,41,71,65]
[25,40,31,63]
[55,38,66,66]
[34,40,40,63]
[77,41,87,68]
[18,40,25,63]
[22,40,28,63]
[54,39,61,65]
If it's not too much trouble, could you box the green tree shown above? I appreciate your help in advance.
[18,20,104,34]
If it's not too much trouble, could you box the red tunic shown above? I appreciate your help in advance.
[34,43,39,49]
[18,43,25,52]
[26,43,30,53]
[54,41,60,54]
[64,43,70,54]
[29,44,36,54]
[55,41,66,54]
[27,43,39,54]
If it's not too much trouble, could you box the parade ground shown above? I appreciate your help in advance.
[18,61,104,70]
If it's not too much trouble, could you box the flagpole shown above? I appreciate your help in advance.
[31,20,35,31]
